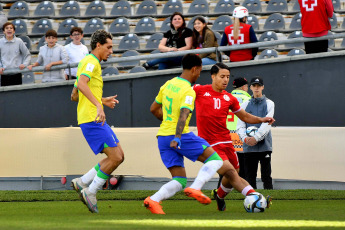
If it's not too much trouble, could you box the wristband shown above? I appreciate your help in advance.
[172,137,181,148]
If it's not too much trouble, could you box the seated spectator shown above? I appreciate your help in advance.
[0,22,31,86]
[64,27,89,80]
[142,12,192,70]
[28,29,68,83]
[192,16,218,66]
[220,6,258,62]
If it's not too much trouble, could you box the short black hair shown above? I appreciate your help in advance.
[45,29,57,38]
[70,27,83,35]
[182,53,202,70]
[210,63,230,75]
[90,29,113,50]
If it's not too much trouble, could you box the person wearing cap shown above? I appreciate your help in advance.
[236,77,275,190]
[298,0,333,54]
[227,77,251,179]
[220,6,258,62]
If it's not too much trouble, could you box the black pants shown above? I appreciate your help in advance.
[304,40,328,54]
[237,152,246,179]
[1,73,22,86]
[244,151,273,189]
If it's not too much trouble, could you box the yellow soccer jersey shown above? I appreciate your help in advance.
[156,77,195,136]
[75,54,103,125]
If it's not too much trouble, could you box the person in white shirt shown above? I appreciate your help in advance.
[64,27,89,79]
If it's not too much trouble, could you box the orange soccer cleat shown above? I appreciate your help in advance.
[184,187,211,205]
[143,197,166,214]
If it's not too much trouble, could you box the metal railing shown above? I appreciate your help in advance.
[2,32,345,75]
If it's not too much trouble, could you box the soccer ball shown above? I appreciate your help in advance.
[246,126,258,137]
[243,192,267,213]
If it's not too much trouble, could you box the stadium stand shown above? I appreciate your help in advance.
[118,49,140,67]
[109,17,130,35]
[129,66,146,73]
[31,19,53,35]
[247,15,260,30]
[22,71,35,84]
[84,0,106,17]
[263,13,285,31]
[83,18,104,35]
[118,33,140,51]
[57,19,78,35]
[59,0,81,17]
[8,1,29,17]
[145,33,163,49]
[213,0,235,14]
[110,0,131,17]
[266,0,288,13]
[101,66,119,76]
[258,48,279,59]
[285,31,303,49]
[287,48,305,56]
[242,0,262,13]
[289,13,301,30]
[136,0,157,16]
[161,0,183,15]
[211,15,233,32]
[34,1,55,17]
[188,0,209,14]
[19,35,31,50]
[13,19,28,35]
[134,17,156,34]
[160,17,171,32]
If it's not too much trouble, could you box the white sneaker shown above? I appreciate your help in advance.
[71,178,87,195]
[80,188,99,213]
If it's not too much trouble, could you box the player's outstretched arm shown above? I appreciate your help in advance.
[102,95,119,109]
[170,108,190,149]
[235,109,275,125]
[150,101,163,121]
[71,87,79,102]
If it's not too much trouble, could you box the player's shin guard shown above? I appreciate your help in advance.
[241,185,256,196]
[190,152,223,190]
[88,168,109,194]
[150,179,184,202]
[81,163,100,185]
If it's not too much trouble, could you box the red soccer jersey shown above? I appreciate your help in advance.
[193,84,241,145]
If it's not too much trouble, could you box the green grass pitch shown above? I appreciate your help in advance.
[0,190,344,229]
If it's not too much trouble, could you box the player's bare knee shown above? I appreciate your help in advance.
[224,167,238,180]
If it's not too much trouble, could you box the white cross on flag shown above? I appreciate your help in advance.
[302,0,317,11]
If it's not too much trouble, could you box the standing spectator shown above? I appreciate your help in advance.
[227,77,251,179]
[192,16,218,66]
[237,77,275,190]
[0,22,31,86]
[64,27,88,79]
[299,0,333,54]
[28,29,68,83]
[142,12,193,70]
[220,6,258,62]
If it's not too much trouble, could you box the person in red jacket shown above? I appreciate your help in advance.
[220,6,258,62]
[299,0,334,53]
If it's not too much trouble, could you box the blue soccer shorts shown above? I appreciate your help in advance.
[80,121,119,155]
[158,132,210,169]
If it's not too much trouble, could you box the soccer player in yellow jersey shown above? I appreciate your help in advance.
[70,30,124,213]
[144,54,224,214]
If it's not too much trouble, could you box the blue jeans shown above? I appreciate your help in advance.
[202,57,217,66]
[147,56,184,70]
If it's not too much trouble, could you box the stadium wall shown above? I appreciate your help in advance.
[1,52,345,128]
[1,127,344,184]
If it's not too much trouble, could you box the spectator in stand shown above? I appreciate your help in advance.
[142,12,193,70]
[0,22,31,86]
[220,6,258,62]
[28,29,68,83]
[298,0,334,54]
[64,27,89,80]
[192,16,218,66]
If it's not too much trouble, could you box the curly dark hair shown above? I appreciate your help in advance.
[90,29,113,50]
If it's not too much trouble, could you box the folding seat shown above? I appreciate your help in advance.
[266,0,288,12]
[129,66,146,73]
[258,49,278,59]
[187,0,209,14]
[247,15,259,30]
[110,0,131,17]
[285,31,303,49]
[328,31,335,48]
[34,1,55,17]
[287,48,305,56]
[9,1,29,17]
[102,66,119,76]
[22,72,35,84]
[83,18,104,35]
[162,0,183,15]
[134,17,156,34]
[145,33,163,49]
[258,31,278,42]
[289,13,301,30]
[329,14,338,29]
[242,0,262,13]
[118,50,140,67]
[59,1,80,17]
[213,31,222,45]
[332,0,341,11]
[118,33,140,50]
[136,0,157,16]
[13,19,28,35]
[211,15,233,32]
[213,0,235,14]
[292,0,300,11]
[160,17,171,32]
[109,17,130,34]
[37,36,46,50]
[31,19,53,35]
[58,19,78,35]
[85,0,106,17]
[263,13,285,30]
[18,35,31,50]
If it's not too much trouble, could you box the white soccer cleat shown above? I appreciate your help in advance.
[71,178,87,195]
[80,188,99,213]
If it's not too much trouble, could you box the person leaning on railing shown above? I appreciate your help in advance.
[142,12,193,70]
[192,16,218,66]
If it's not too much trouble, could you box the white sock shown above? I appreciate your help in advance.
[190,160,223,190]
[81,168,97,185]
[88,175,107,194]
[220,183,233,193]
[150,180,182,202]
[241,185,254,196]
